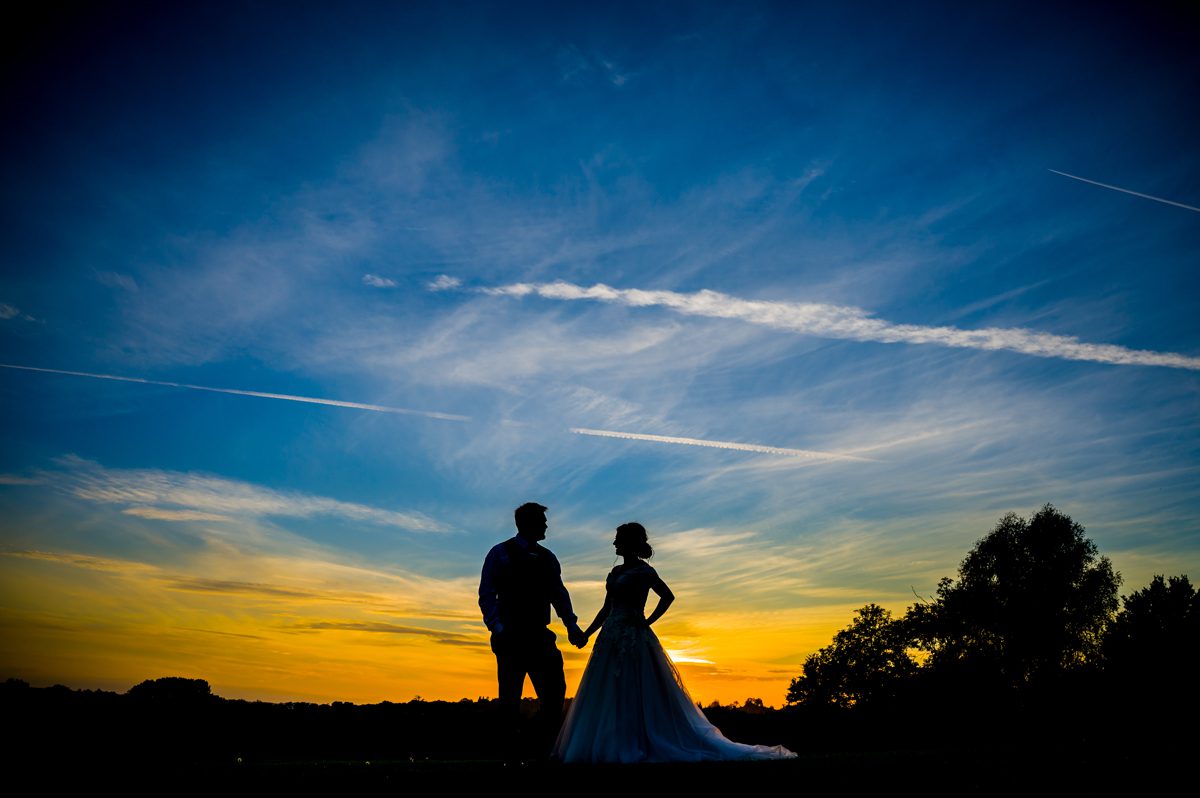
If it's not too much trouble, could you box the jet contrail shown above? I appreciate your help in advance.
[570,427,874,461]
[1049,169,1200,214]
[474,280,1200,371]
[0,364,471,422]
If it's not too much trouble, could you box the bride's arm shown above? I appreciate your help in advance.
[583,594,611,637]
[644,573,675,627]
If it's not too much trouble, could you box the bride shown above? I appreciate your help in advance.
[553,522,796,763]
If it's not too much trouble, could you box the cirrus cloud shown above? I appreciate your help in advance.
[48,455,447,532]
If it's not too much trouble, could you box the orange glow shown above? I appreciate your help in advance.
[0,546,880,706]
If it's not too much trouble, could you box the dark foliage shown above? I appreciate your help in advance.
[1104,574,1199,713]
[785,604,916,708]
[907,504,1120,690]
[782,505,1199,753]
[1105,574,1198,671]
[127,676,214,702]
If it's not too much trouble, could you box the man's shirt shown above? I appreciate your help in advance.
[479,535,577,632]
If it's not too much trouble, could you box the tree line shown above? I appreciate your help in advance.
[784,504,1198,748]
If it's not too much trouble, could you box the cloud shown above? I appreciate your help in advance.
[293,621,485,647]
[175,626,266,641]
[1049,170,1200,214]
[362,273,398,288]
[427,274,462,291]
[557,46,634,87]
[478,280,1200,370]
[96,271,139,292]
[0,363,471,422]
[51,455,447,532]
[654,528,760,558]
[570,428,873,461]
[0,303,35,321]
[166,577,333,600]
[598,57,633,87]
[122,507,232,522]
[0,474,42,485]
[0,548,471,614]
[0,548,158,575]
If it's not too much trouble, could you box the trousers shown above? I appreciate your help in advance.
[493,625,566,757]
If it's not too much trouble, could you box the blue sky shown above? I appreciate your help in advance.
[1,1,1197,702]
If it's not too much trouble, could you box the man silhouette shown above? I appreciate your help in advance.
[479,502,586,761]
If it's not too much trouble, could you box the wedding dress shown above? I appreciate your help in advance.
[553,562,796,763]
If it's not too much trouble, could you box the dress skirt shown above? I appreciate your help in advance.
[553,615,796,763]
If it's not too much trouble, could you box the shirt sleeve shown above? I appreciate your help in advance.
[547,550,578,628]
[478,545,503,631]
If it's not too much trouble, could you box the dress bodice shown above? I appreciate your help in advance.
[606,563,656,623]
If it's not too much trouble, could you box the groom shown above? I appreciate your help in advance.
[479,502,587,760]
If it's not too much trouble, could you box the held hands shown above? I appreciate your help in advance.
[568,624,589,649]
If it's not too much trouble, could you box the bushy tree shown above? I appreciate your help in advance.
[127,677,213,703]
[786,603,916,708]
[1105,574,1198,682]
[908,504,1120,688]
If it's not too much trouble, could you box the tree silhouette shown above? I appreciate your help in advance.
[1105,574,1198,688]
[127,677,214,703]
[786,603,916,708]
[908,504,1120,690]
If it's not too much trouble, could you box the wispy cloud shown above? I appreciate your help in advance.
[557,46,635,87]
[427,274,462,291]
[654,528,759,558]
[96,271,139,292]
[362,273,397,287]
[166,576,336,600]
[51,455,447,532]
[0,548,159,575]
[598,56,633,87]
[0,303,35,321]
[30,558,466,614]
[475,280,1200,370]
[0,363,471,421]
[570,428,873,461]
[0,474,42,485]
[122,506,232,522]
[1050,169,1200,214]
[293,621,485,647]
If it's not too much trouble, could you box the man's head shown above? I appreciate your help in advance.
[514,502,549,541]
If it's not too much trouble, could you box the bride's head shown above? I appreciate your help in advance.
[614,522,653,560]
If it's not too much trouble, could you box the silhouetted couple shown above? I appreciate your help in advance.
[479,502,795,764]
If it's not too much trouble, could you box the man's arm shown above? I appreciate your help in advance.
[548,551,587,647]
[478,545,503,632]
[547,551,578,628]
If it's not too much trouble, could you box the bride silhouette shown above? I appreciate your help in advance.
[553,522,796,763]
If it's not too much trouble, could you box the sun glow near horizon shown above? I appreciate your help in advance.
[0,524,869,707]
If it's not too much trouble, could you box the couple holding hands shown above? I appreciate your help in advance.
[479,502,795,764]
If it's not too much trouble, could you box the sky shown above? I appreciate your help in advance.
[1,1,1197,705]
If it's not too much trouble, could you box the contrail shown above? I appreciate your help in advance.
[570,427,874,461]
[0,364,471,422]
[473,280,1200,371]
[1049,169,1200,214]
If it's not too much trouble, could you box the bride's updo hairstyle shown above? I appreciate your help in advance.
[615,522,653,560]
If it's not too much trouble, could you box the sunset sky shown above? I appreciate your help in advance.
[1,2,1197,706]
